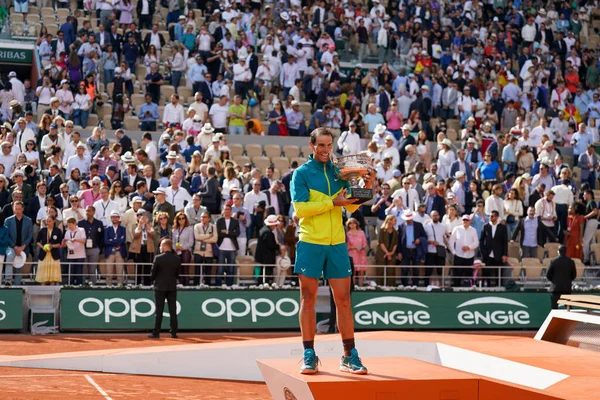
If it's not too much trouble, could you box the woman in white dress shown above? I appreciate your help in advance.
[110,181,129,214]
[221,166,241,203]
[436,138,456,180]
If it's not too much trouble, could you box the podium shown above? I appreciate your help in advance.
[257,357,562,400]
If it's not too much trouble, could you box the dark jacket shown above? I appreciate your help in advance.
[197,80,213,105]
[546,255,576,293]
[47,174,63,197]
[424,193,446,219]
[151,251,180,291]
[200,176,219,207]
[255,226,278,265]
[216,217,240,250]
[262,189,288,216]
[136,0,156,15]
[398,221,428,261]
[37,226,63,260]
[511,216,557,246]
[103,224,127,258]
[119,134,133,155]
[26,195,44,222]
[143,32,165,54]
[480,222,508,260]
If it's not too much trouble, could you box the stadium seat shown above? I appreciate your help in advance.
[365,256,381,286]
[46,24,58,36]
[97,104,112,121]
[299,102,312,120]
[43,15,56,26]
[291,157,307,166]
[272,156,290,172]
[11,22,24,36]
[283,145,300,159]
[102,115,111,128]
[245,143,262,158]
[574,258,585,281]
[429,117,440,133]
[446,128,458,142]
[233,155,250,166]
[87,114,99,127]
[508,241,521,260]
[228,143,244,158]
[57,8,69,19]
[301,146,311,157]
[25,14,38,23]
[178,86,192,101]
[131,94,145,109]
[161,85,175,101]
[506,257,522,279]
[131,140,139,151]
[446,119,460,133]
[124,116,140,131]
[591,243,600,267]
[253,156,271,171]
[263,144,281,159]
[41,7,54,15]
[595,230,600,244]
[521,258,542,280]
[236,255,256,285]
[543,242,560,259]
[247,239,257,257]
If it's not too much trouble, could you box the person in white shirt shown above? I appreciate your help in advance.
[209,95,230,132]
[280,55,300,99]
[336,122,362,156]
[232,58,252,98]
[484,183,506,222]
[381,135,400,169]
[66,143,92,177]
[424,210,446,286]
[534,190,557,240]
[8,72,25,104]
[413,204,432,225]
[165,175,192,212]
[14,119,35,154]
[141,132,158,164]
[391,178,419,211]
[93,186,120,227]
[243,179,268,216]
[448,214,480,287]
[162,94,185,127]
[63,217,88,285]
[451,171,467,209]
[189,92,209,123]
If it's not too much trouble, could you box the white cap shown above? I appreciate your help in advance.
[402,124,411,130]
[455,171,465,178]
[442,138,452,147]
[264,214,279,226]
[50,97,59,104]
[291,100,300,106]
[401,210,414,221]
[166,151,178,159]
[374,124,387,135]
[110,210,121,218]
[8,71,16,78]
[114,67,122,74]
[385,134,394,141]
[153,187,167,195]
[467,138,477,144]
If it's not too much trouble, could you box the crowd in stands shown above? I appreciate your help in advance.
[0,0,599,287]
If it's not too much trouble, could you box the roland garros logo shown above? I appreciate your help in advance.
[283,387,297,400]
[456,296,531,326]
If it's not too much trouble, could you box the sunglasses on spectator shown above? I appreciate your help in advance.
[61,190,69,194]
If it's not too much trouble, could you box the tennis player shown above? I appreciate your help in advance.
[290,127,374,375]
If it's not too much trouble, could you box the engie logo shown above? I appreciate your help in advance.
[456,296,531,326]
[201,297,299,323]
[78,297,181,323]
[354,296,431,326]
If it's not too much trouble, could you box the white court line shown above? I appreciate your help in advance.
[85,374,113,400]
[0,373,108,377]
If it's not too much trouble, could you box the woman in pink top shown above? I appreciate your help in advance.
[385,100,403,139]
[346,218,368,286]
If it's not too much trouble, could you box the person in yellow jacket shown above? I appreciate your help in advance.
[290,127,375,375]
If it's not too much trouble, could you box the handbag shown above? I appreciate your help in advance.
[432,224,446,258]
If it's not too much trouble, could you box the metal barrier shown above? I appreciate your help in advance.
[5,261,600,289]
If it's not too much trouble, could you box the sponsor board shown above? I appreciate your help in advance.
[0,289,24,330]
[352,292,551,330]
[0,49,33,63]
[60,289,300,330]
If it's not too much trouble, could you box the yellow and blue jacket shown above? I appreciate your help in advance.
[290,155,360,246]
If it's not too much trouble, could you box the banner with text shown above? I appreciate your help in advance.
[0,289,24,330]
[352,292,551,330]
[60,289,301,330]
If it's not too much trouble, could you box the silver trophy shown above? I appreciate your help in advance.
[334,154,373,202]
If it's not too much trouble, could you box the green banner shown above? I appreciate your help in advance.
[352,292,551,330]
[0,48,33,63]
[0,289,23,330]
[60,289,300,330]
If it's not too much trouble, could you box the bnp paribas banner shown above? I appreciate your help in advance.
[0,289,24,330]
[352,292,551,330]
[60,289,301,330]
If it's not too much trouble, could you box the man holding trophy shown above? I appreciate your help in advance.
[290,127,375,375]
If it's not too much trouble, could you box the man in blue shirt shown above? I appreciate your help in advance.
[138,94,160,132]
[188,55,208,95]
[398,210,426,287]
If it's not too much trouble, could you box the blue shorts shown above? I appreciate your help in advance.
[294,242,351,280]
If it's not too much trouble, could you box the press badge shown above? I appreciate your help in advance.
[86,239,93,248]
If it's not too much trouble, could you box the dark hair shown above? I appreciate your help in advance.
[160,238,173,250]
[558,245,566,256]
[309,127,334,145]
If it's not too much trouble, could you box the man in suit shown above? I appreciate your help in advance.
[397,210,427,286]
[136,0,155,30]
[397,124,416,174]
[122,163,142,195]
[103,211,127,286]
[511,206,558,258]
[47,164,63,197]
[262,180,287,216]
[95,24,112,51]
[4,201,33,285]
[528,183,545,211]
[449,148,473,183]
[480,210,509,286]
[115,129,133,155]
[109,24,123,58]
[148,238,180,338]
[546,245,576,309]
[197,77,213,106]
[143,25,166,56]
[281,161,298,207]
[200,166,219,214]
[59,17,76,48]
[215,203,240,286]
[578,144,599,189]
[54,183,72,211]
[255,214,280,284]
[51,31,70,58]
[441,81,458,120]
[423,182,446,219]
[247,46,259,79]
[8,170,33,206]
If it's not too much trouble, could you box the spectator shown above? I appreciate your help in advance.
[35,215,63,285]
[448,214,480,287]
[215,203,239,286]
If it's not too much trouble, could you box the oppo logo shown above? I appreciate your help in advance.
[456,297,531,326]
[201,298,299,323]
[354,297,431,326]
[0,300,5,321]
[78,297,181,323]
